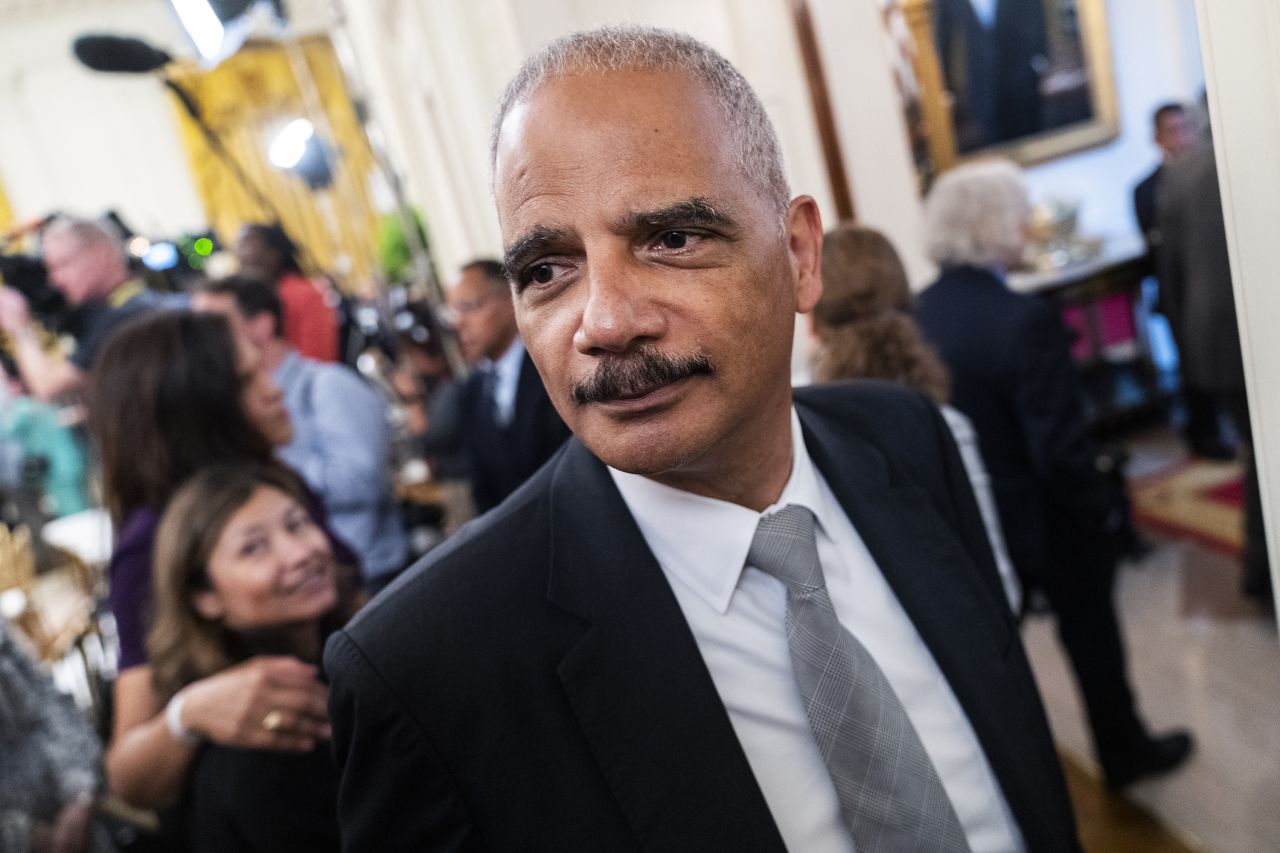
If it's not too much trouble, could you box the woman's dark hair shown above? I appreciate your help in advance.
[149,463,360,701]
[89,310,275,526]
[241,223,303,274]
[812,224,950,405]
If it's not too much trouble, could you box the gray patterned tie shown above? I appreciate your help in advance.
[748,504,971,852]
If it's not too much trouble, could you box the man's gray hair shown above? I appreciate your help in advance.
[490,25,790,222]
[923,159,1032,269]
[43,216,126,261]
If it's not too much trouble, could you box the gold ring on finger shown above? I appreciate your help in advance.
[262,710,285,732]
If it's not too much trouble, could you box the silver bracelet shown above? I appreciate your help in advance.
[165,689,201,745]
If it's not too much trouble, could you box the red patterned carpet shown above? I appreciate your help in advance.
[1130,460,1244,557]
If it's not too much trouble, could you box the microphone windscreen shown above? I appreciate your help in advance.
[73,34,172,74]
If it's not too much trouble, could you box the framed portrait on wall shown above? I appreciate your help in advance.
[897,0,1119,176]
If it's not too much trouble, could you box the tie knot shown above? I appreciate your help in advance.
[747,504,823,591]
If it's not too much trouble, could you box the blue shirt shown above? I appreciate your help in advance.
[275,351,406,580]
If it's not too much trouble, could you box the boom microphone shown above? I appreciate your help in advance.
[72,34,173,74]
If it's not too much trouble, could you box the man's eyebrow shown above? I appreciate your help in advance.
[615,197,739,233]
[503,225,572,274]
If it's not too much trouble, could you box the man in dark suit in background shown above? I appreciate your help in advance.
[916,160,1194,789]
[1132,103,1229,459]
[446,259,568,512]
[1132,103,1195,251]
[326,26,1079,851]
[1159,139,1270,603]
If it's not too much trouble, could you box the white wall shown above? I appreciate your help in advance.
[808,0,933,285]
[1023,0,1204,242]
[0,0,206,235]
[1194,0,1280,610]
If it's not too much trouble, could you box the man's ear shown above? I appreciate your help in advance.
[786,196,824,315]
[191,590,225,622]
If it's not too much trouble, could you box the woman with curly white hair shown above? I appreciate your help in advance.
[915,159,1195,789]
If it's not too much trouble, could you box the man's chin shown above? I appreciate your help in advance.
[574,414,703,479]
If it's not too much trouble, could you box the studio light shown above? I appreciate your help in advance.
[127,236,151,258]
[267,118,333,189]
[167,0,287,65]
[268,118,313,169]
[169,0,225,61]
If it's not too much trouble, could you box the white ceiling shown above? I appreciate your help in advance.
[0,0,329,29]
[0,0,117,22]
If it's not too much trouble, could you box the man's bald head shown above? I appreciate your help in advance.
[491,25,790,227]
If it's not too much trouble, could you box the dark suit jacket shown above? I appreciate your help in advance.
[458,350,570,512]
[1132,165,1162,253]
[1133,165,1162,281]
[1157,142,1246,392]
[189,743,339,853]
[324,382,1078,851]
[916,266,1119,587]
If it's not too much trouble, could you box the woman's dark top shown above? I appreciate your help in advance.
[188,742,339,853]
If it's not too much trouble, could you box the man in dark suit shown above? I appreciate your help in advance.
[916,160,1194,789]
[1132,103,1230,459]
[1159,140,1270,602]
[447,259,569,512]
[1133,104,1195,251]
[326,27,1079,851]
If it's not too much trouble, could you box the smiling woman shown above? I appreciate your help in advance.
[148,463,362,853]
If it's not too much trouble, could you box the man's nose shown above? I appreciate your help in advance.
[574,253,666,355]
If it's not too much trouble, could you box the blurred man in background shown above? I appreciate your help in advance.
[447,259,568,512]
[0,217,158,400]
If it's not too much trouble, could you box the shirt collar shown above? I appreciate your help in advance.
[490,337,525,382]
[609,408,835,614]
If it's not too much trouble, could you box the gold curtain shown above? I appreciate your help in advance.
[0,172,14,234]
[168,36,379,286]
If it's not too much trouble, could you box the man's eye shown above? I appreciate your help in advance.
[530,264,556,284]
[660,231,689,250]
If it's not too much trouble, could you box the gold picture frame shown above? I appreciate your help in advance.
[901,0,1119,174]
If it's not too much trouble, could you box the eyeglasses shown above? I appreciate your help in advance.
[441,292,497,326]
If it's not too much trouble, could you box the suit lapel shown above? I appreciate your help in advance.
[796,403,1057,830]
[545,442,787,852]
[798,406,1013,663]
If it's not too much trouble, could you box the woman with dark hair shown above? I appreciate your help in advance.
[150,463,361,852]
[90,310,354,812]
[236,223,339,362]
[810,223,1021,611]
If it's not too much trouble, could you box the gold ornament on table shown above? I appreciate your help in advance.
[1024,199,1103,272]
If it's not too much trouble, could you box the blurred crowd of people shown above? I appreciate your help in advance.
[0,206,572,849]
[0,25,1260,853]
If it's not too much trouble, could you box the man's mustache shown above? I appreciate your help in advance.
[571,346,714,405]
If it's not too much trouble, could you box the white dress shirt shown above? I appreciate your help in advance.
[941,405,1022,613]
[609,409,1024,853]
